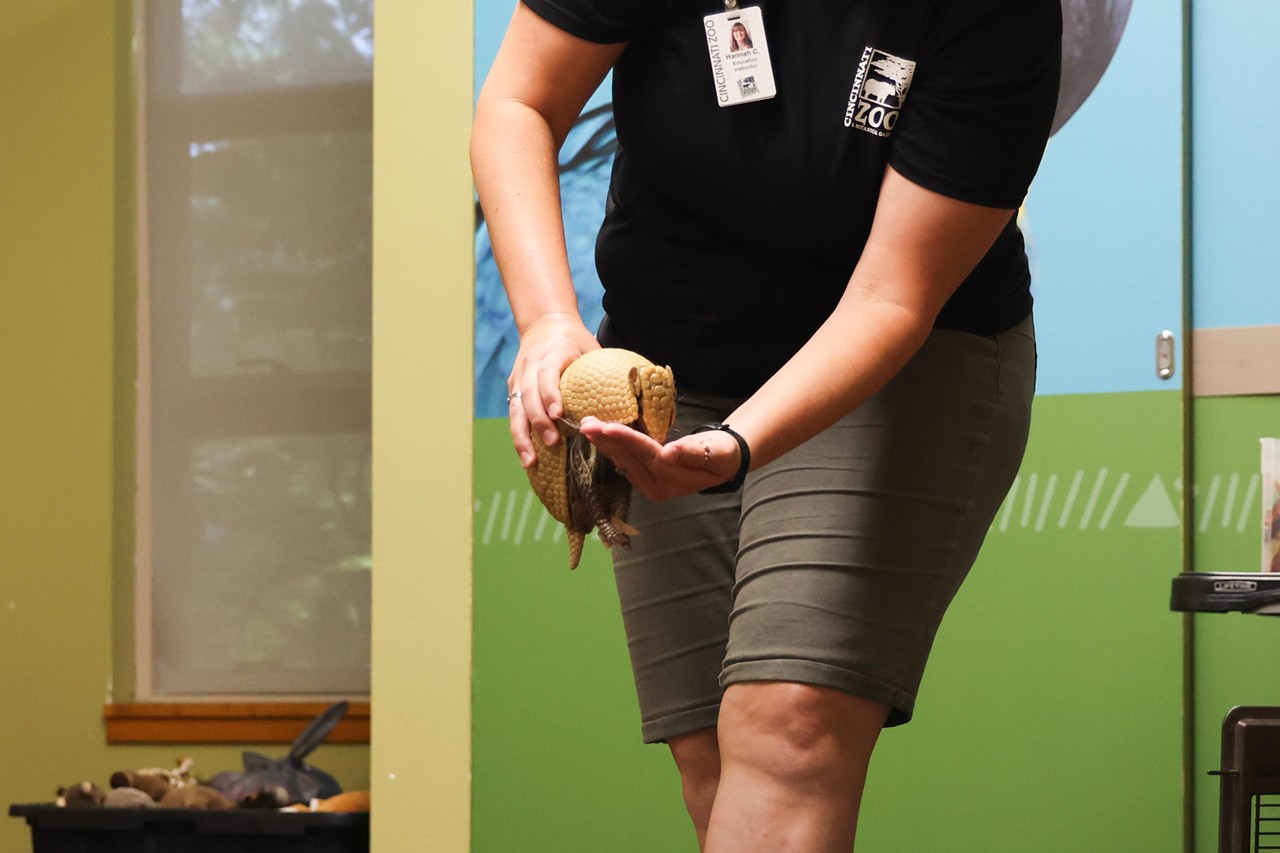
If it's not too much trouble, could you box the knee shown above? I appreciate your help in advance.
[718,682,886,790]
[669,729,721,819]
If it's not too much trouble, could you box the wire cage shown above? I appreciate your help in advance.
[1170,577,1280,851]
[1256,795,1280,852]
[1216,707,1280,853]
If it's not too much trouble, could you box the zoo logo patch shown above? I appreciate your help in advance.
[844,47,916,137]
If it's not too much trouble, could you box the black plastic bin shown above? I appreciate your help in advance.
[9,804,369,853]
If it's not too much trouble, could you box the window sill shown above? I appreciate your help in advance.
[103,702,370,744]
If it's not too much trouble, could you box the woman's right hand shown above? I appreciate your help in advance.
[507,312,601,469]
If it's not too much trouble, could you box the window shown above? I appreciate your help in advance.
[135,0,373,701]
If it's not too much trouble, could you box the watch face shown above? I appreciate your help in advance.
[1053,0,1134,135]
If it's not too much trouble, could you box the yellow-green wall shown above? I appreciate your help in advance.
[0,4,368,851]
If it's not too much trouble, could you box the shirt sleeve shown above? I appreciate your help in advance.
[889,0,1062,209]
[520,0,663,45]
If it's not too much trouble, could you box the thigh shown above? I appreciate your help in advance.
[722,318,1036,725]
[611,393,743,744]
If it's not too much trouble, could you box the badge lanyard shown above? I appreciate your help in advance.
[703,0,776,106]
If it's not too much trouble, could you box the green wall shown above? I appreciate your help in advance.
[471,392,1277,850]
[473,390,1186,850]
[0,4,368,851]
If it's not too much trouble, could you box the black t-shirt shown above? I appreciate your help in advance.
[523,0,1062,396]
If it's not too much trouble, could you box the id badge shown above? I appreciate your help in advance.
[703,6,776,107]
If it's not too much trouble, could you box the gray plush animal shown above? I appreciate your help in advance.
[55,781,104,808]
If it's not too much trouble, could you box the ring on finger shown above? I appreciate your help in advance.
[507,391,522,402]
[700,440,712,470]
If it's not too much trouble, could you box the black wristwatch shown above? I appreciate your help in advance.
[692,423,751,495]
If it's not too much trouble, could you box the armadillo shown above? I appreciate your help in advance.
[525,348,676,569]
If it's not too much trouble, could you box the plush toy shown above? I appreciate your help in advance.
[107,756,230,810]
[55,781,105,808]
[237,787,293,810]
[157,784,232,810]
[109,755,197,802]
[282,791,371,813]
[209,702,348,807]
[109,770,171,802]
[103,787,158,809]
[313,791,370,813]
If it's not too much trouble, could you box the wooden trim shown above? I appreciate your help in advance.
[1192,325,1280,397]
[104,702,370,744]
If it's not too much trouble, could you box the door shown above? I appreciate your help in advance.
[1187,1,1280,850]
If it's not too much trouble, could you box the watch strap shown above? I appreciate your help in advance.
[692,422,751,495]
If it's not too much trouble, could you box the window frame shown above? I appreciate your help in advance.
[123,0,373,726]
[104,701,370,744]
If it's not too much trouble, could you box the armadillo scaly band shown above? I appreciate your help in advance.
[526,348,676,569]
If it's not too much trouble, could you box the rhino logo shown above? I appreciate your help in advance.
[861,77,900,106]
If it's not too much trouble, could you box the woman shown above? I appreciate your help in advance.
[472,1,1061,849]
[730,21,753,52]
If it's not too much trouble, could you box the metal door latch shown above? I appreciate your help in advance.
[1156,330,1175,380]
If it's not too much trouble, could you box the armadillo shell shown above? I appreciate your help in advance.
[528,430,571,526]
[559,348,675,441]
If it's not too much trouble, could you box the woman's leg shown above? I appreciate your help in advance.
[704,682,888,852]
[609,391,743,843]
[668,728,722,849]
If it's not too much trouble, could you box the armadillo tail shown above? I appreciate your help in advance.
[568,529,585,570]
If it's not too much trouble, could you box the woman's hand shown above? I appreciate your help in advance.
[579,417,743,501]
[507,313,600,468]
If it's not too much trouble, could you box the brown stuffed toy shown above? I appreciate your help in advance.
[109,770,172,802]
[109,756,231,810]
[157,785,232,810]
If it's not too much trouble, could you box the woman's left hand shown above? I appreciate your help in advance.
[578,417,743,501]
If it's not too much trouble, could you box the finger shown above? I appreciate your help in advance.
[663,436,714,471]
[577,419,630,467]
[519,374,560,448]
[582,419,669,490]
[506,390,536,468]
[580,418,651,459]
[662,432,739,487]
[529,365,563,445]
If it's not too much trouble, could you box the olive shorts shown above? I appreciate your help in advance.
[609,316,1036,743]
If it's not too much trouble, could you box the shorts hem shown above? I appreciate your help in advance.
[720,659,915,727]
[640,705,722,745]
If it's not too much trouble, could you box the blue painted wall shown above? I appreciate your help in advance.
[1027,0,1183,395]
[1191,0,1280,329]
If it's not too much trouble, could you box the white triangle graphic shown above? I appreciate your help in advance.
[1123,474,1180,528]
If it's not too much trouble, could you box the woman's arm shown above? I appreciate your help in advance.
[471,3,626,466]
[581,165,1018,499]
